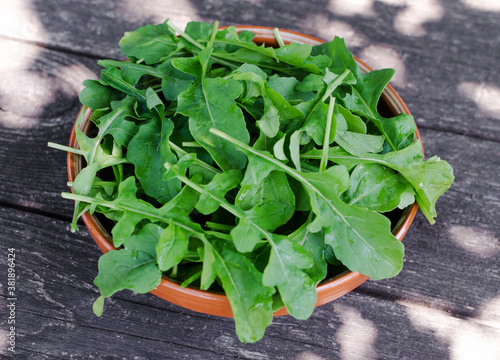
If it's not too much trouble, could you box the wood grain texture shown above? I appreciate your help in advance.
[3,207,498,360]
[359,128,500,315]
[0,38,100,216]
[1,0,500,358]
[1,0,500,139]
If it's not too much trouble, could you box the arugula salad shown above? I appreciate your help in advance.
[50,20,454,342]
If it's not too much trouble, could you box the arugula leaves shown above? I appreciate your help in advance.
[175,48,250,170]
[52,20,454,343]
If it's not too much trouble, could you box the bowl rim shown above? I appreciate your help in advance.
[67,25,419,318]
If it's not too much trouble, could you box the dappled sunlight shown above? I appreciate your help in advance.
[461,0,500,12]
[0,0,47,42]
[334,305,378,360]
[0,328,7,355]
[359,44,407,88]
[0,1,47,129]
[458,82,500,119]
[57,64,99,96]
[0,41,50,129]
[328,0,444,37]
[0,38,97,129]
[390,0,444,37]
[0,35,100,129]
[448,225,500,259]
[478,296,500,327]
[328,0,375,17]
[300,15,368,47]
[400,297,500,360]
[116,0,200,29]
[293,351,327,360]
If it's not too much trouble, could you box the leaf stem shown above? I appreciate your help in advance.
[209,128,349,223]
[47,142,83,155]
[61,192,209,237]
[166,164,274,245]
[182,141,203,148]
[67,180,117,188]
[205,221,234,232]
[207,21,219,48]
[210,128,292,174]
[169,141,221,174]
[166,20,206,50]
[180,271,202,288]
[319,96,335,172]
[273,28,285,48]
[322,69,351,102]
[167,166,245,220]
[206,231,233,241]
[300,162,319,173]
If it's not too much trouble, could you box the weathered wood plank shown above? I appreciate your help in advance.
[0,38,100,216]
[359,128,500,318]
[0,192,499,359]
[1,1,500,358]
[1,0,500,140]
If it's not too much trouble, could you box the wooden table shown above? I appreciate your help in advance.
[1,1,499,358]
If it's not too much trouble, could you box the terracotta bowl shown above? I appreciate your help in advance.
[67,26,419,318]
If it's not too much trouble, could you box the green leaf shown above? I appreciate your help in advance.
[168,160,316,316]
[124,223,163,255]
[342,164,415,213]
[340,68,416,151]
[72,162,100,195]
[272,135,287,161]
[307,190,404,280]
[302,140,454,223]
[79,79,125,110]
[195,169,243,214]
[159,59,196,101]
[335,131,385,156]
[230,66,301,137]
[336,103,366,134]
[127,117,180,204]
[375,113,417,151]
[100,67,147,105]
[98,59,162,86]
[289,130,303,171]
[312,36,360,76]
[295,69,353,145]
[210,129,405,279]
[230,218,264,254]
[275,42,321,73]
[289,220,328,284]
[176,48,250,170]
[76,97,137,164]
[93,295,105,317]
[157,223,191,271]
[267,75,304,101]
[184,21,213,44]
[214,26,277,60]
[399,155,455,223]
[212,240,274,343]
[71,98,134,239]
[262,235,316,319]
[236,171,296,232]
[119,23,182,64]
[197,244,217,290]
[94,223,164,303]
[63,176,204,247]
[94,249,161,296]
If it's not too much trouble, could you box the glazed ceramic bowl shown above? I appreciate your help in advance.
[67,26,419,317]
